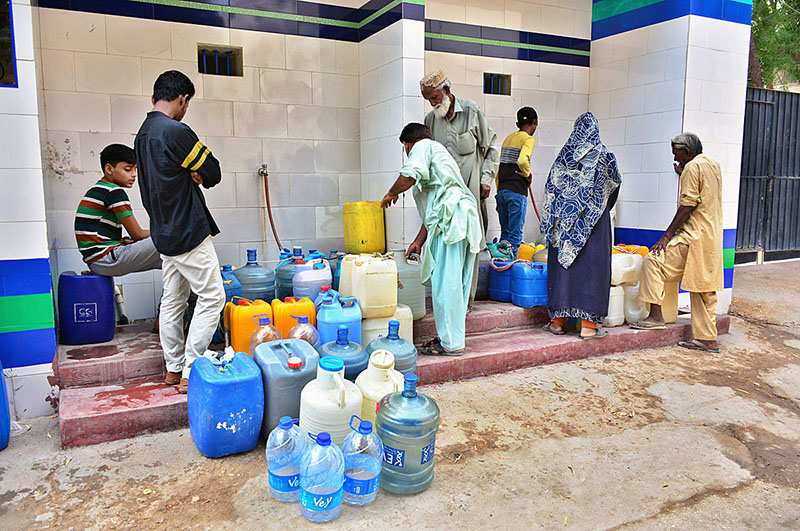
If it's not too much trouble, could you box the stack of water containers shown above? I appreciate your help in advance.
[604,252,647,327]
[488,259,548,308]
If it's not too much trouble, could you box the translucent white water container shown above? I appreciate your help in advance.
[603,285,625,327]
[300,356,363,447]
[611,253,643,286]
[361,304,413,346]
[355,350,404,423]
[623,283,649,324]
[351,255,397,318]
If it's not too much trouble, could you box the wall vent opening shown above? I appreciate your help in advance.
[197,44,243,77]
[483,73,511,95]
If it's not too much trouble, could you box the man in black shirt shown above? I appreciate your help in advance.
[135,70,225,393]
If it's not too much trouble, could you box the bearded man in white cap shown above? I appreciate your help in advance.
[418,69,499,306]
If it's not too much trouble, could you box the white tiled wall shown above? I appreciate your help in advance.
[427,0,592,39]
[590,17,691,231]
[38,9,362,319]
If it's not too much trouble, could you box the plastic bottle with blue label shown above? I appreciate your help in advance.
[342,415,384,505]
[375,373,440,494]
[299,432,345,522]
[266,416,309,502]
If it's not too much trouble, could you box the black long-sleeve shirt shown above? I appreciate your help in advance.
[134,111,221,256]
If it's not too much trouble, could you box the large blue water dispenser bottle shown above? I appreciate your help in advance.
[375,374,440,494]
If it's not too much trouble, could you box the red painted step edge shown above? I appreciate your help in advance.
[414,301,549,342]
[416,315,730,385]
[59,380,187,448]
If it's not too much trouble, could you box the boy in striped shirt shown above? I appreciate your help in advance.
[74,144,161,276]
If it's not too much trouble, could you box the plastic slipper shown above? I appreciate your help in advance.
[543,322,566,336]
[578,329,609,340]
[421,337,440,349]
[419,337,464,356]
[678,339,720,353]
[629,321,667,330]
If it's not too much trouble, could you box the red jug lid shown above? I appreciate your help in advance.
[287,356,303,369]
[237,299,249,306]
[296,260,306,264]
[321,285,330,291]
[285,297,297,302]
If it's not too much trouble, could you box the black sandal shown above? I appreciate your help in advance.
[419,337,464,356]
[543,322,566,336]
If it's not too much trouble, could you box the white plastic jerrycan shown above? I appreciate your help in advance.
[611,253,643,286]
[603,285,625,327]
[337,255,360,297]
[300,356,363,447]
[355,350,404,423]
[623,283,649,324]
[352,255,398,319]
[361,303,414,346]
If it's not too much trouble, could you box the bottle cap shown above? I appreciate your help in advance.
[296,259,306,264]
[320,356,344,372]
[285,297,297,303]
[222,264,233,271]
[296,315,309,324]
[321,286,330,292]
[237,299,250,306]
[358,420,373,435]
[247,249,257,262]
[279,416,294,429]
[258,316,271,326]
[316,432,332,446]
[287,356,303,369]
[336,325,349,346]
[370,350,395,370]
[405,373,419,384]
[322,297,334,304]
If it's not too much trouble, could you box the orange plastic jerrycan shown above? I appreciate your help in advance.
[224,297,272,355]
[271,296,316,338]
[612,244,649,258]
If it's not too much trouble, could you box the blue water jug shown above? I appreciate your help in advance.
[317,296,362,346]
[487,259,512,303]
[58,272,115,345]
[266,416,309,502]
[375,374,440,494]
[365,320,418,374]
[342,415,384,505]
[276,247,303,300]
[0,357,10,451]
[511,262,548,308]
[319,326,368,382]
[234,249,276,302]
[254,339,319,434]
[299,432,345,522]
[327,250,342,290]
[213,264,242,343]
[314,286,338,311]
[187,353,264,458]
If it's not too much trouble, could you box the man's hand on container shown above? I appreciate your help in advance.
[381,193,398,209]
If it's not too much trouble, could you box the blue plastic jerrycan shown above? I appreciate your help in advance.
[58,272,115,345]
[319,326,368,382]
[254,339,319,435]
[511,262,548,308]
[314,286,339,311]
[276,247,304,301]
[317,296,362,346]
[487,259,512,303]
[0,356,10,451]
[187,353,264,458]
[375,374,440,494]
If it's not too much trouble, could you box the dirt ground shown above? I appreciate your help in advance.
[2,261,800,530]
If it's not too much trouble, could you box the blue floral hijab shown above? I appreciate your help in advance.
[539,112,622,269]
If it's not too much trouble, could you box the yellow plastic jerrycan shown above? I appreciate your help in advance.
[223,297,272,355]
[271,296,316,338]
[355,350,404,423]
[613,244,650,258]
[516,243,546,261]
[343,201,386,254]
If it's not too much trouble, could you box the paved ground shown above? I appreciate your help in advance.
[2,261,800,530]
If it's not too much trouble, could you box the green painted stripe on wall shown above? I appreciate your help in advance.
[723,248,735,269]
[127,0,424,29]
[0,293,56,335]
[592,0,667,22]
[425,32,591,56]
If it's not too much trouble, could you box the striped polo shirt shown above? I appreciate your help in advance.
[74,180,133,264]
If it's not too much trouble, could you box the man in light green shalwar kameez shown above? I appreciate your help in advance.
[381,123,482,355]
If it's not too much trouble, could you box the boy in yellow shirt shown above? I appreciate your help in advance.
[495,107,537,255]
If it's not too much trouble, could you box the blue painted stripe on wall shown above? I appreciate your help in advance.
[724,267,734,288]
[592,0,752,40]
[0,258,52,297]
[0,328,57,369]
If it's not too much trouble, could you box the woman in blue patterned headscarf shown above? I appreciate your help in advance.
[539,112,622,339]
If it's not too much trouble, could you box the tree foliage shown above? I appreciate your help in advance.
[751,0,800,87]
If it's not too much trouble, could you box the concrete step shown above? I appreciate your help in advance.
[54,321,165,389]
[416,315,730,385]
[59,376,187,448]
[413,300,548,343]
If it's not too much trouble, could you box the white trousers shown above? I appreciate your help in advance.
[159,236,225,378]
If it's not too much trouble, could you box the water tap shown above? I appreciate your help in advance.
[258,163,269,177]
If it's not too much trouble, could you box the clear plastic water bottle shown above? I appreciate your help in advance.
[342,415,384,506]
[266,416,309,502]
[288,315,321,349]
[299,432,345,522]
[249,315,282,354]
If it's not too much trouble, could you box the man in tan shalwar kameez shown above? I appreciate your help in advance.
[631,133,724,352]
